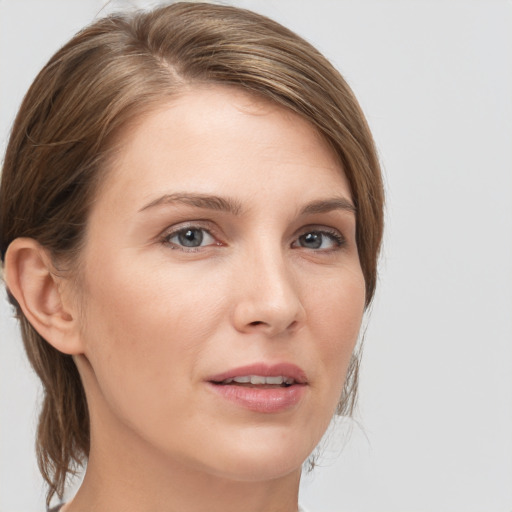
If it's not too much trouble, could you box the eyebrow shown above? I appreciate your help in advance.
[299,197,356,216]
[139,193,356,216]
[139,193,244,215]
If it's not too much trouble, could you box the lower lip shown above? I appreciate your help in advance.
[207,382,307,413]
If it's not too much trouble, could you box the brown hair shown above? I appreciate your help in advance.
[0,1,384,504]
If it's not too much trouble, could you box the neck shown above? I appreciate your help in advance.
[67,453,301,512]
[64,403,302,512]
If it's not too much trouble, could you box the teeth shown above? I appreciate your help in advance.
[233,376,251,384]
[221,375,294,385]
[265,376,284,385]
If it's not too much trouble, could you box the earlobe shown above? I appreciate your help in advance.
[4,238,84,355]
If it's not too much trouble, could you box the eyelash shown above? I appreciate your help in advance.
[159,225,346,252]
[294,228,346,251]
[160,224,220,252]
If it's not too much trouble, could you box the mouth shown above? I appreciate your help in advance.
[206,363,308,413]
[214,375,296,388]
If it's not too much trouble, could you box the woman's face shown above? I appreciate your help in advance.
[75,85,366,481]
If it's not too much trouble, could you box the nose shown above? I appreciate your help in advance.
[231,247,306,337]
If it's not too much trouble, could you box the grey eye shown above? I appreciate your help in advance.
[167,228,215,248]
[178,228,204,247]
[293,230,343,250]
[298,232,323,249]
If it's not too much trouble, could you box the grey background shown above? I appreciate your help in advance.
[1,1,511,511]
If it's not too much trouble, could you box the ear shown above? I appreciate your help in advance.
[4,238,84,355]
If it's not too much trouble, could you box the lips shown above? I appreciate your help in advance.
[219,375,295,386]
[206,363,308,413]
[208,362,308,386]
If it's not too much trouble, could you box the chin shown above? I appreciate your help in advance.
[211,453,306,483]
[193,424,320,483]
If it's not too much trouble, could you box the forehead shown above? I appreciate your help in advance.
[97,85,351,210]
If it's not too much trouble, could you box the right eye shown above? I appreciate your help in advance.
[163,227,217,250]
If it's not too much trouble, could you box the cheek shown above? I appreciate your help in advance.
[83,254,220,343]
[77,260,224,420]
[306,267,365,403]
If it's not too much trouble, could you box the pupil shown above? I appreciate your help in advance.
[178,229,203,247]
[301,232,321,249]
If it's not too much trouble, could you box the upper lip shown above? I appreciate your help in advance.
[207,362,308,385]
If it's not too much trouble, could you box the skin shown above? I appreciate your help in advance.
[8,85,366,512]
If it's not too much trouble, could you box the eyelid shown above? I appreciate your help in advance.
[292,225,346,250]
[159,221,223,250]
[157,221,346,253]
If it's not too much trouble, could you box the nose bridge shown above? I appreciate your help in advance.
[232,238,305,336]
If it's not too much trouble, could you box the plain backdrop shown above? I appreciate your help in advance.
[1,1,511,511]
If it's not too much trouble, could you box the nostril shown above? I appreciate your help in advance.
[287,320,298,331]
[247,319,299,332]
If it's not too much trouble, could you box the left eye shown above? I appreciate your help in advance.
[293,230,343,250]
[165,227,216,248]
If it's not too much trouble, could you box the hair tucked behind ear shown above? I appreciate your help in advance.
[22,317,89,499]
[0,2,383,504]
[0,275,89,501]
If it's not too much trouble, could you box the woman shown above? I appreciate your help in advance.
[0,2,383,511]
